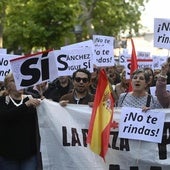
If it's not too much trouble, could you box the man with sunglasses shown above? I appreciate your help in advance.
[59,69,94,107]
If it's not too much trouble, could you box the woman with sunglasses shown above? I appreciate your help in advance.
[59,69,94,106]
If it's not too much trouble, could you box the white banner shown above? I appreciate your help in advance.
[37,99,170,170]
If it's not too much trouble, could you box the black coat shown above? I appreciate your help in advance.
[0,95,42,169]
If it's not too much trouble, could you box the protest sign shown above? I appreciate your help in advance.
[150,85,170,97]
[125,58,153,79]
[154,18,170,49]
[61,39,93,50]
[0,54,19,81]
[37,100,170,170]
[137,51,151,59]
[10,50,57,90]
[93,35,115,67]
[119,51,153,79]
[118,107,165,143]
[55,47,93,76]
[0,48,7,54]
[152,55,167,70]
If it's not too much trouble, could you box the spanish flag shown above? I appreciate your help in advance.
[87,69,114,160]
[128,38,138,92]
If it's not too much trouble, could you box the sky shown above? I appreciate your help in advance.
[141,0,170,31]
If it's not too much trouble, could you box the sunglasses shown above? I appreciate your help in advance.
[74,77,89,83]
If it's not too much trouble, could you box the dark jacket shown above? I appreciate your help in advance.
[46,78,73,102]
[0,95,42,169]
[60,90,94,104]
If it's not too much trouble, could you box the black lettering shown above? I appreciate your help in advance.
[72,128,81,146]
[110,131,130,151]
[62,126,70,146]
[57,54,68,71]
[41,52,49,80]
[130,167,139,170]
[150,166,162,170]
[109,164,120,170]
[82,129,88,147]
[158,122,170,160]
[20,58,40,86]
[119,55,125,63]
[110,131,119,150]
[120,138,130,151]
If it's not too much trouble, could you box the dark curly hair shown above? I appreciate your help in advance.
[72,69,91,82]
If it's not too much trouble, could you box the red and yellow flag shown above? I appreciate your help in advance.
[87,69,114,160]
[128,38,138,92]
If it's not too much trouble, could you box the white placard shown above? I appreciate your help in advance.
[118,107,165,143]
[0,48,7,54]
[61,40,93,50]
[152,55,167,70]
[154,18,170,49]
[0,54,19,81]
[10,50,57,90]
[55,47,93,76]
[93,35,115,67]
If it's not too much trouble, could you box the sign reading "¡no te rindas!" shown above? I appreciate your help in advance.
[118,107,165,143]
[154,18,170,49]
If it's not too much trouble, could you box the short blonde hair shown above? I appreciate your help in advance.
[4,72,13,90]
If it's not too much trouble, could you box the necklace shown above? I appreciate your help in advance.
[9,95,23,107]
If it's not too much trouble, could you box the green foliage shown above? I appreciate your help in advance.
[2,0,149,54]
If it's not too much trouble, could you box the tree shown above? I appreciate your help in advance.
[2,0,149,54]
[3,0,76,54]
[76,0,148,39]
[0,0,7,48]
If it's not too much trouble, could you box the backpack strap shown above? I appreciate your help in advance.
[120,92,128,106]
[146,94,151,107]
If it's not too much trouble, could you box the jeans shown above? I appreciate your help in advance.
[0,155,37,170]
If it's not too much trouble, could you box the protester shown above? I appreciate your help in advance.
[143,67,155,93]
[0,81,5,96]
[155,62,170,108]
[114,69,130,105]
[118,69,162,111]
[107,68,121,85]
[0,73,42,170]
[24,81,49,99]
[59,69,94,106]
[89,67,99,95]
[45,76,73,102]
[166,57,170,84]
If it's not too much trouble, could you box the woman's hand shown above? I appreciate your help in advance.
[161,62,169,76]
[59,100,69,107]
[25,98,41,107]
[142,106,150,112]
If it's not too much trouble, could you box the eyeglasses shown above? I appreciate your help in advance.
[74,77,89,83]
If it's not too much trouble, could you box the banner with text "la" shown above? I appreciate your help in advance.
[37,100,170,170]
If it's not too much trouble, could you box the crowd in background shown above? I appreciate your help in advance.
[0,63,166,104]
[1,58,170,170]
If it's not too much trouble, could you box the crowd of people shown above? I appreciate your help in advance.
[0,59,170,170]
